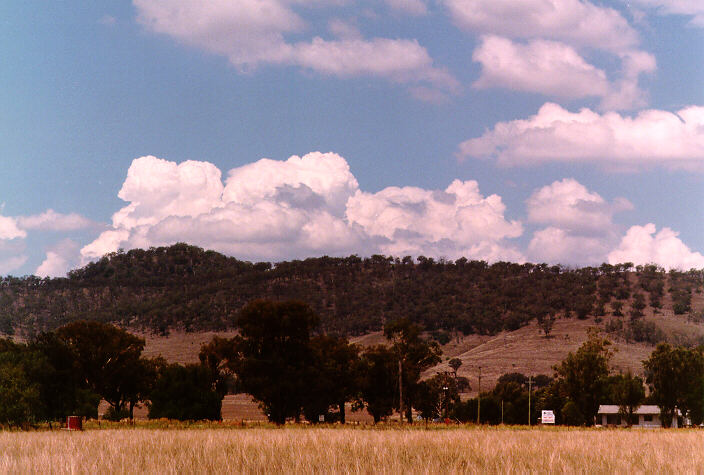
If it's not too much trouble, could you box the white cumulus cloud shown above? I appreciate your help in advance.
[0,216,26,240]
[471,36,655,109]
[528,227,613,265]
[0,240,27,275]
[17,209,97,231]
[35,239,81,278]
[526,178,632,232]
[80,153,524,264]
[133,0,458,98]
[443,0,639,53]
[346,180,524,259]
[608,224,704,270]
[525,179,631,265]
[458,102,704,170]
[472,36,610,99]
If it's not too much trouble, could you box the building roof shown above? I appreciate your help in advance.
[597,405,662,415]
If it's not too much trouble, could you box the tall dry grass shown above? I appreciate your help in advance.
[1,426,704,474]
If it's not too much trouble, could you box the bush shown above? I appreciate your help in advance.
[561,401,584,426]
[626,320,666,345]
[104,407,130,421]
[148,364,222,421]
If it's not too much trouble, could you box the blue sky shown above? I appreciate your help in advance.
[1,0,703,276]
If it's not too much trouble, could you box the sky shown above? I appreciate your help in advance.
[1,0,703,277]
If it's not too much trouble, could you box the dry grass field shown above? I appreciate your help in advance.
[2,426,704,474]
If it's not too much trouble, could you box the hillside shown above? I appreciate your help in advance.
[3,244,702,346]
[2,242,701,421]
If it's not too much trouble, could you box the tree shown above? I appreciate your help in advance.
[415,372,460,421]
[0,360,40,427]
[148,363,222,421]
[303,335,359,423]
[610,371,645,426]
[231,300,319,425]
[553,330,612,425]
[31,332,100,421]
[55,321,150,418]
[356,345,397,423]
[492,379,528,424]
[448,358,462,379]
[198,336,239,395]
[643,343,704,427]
[537,313,556,337]
[384,319,442,422]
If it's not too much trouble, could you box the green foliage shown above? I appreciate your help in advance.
[30,332,100,420]
[553,330,612,426]
[643,343,704,426]
[609,372,645,426]
[0,359,40,427]
[560,401,584,426]
[356,345,397,423]
[448,358,462,375]
[148,363,222,421]
[414,373,460,421]
[0,244,657,337]
[302,335,360,423]
[385,319,442,422]
[55,321,150,417]
[230,300,320,425]
[537,313,556,337]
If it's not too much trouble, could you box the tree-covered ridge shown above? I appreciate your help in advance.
[0,243,702,337]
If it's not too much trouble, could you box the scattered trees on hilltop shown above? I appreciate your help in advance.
[2,244,700,340]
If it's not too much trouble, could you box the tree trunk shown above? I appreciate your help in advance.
[339,400,346,424]
[405,405,413,424]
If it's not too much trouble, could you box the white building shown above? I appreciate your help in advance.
[596,405,680,428]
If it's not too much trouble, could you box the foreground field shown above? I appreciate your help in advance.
[2,426,704,473]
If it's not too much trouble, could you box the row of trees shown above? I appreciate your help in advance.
[0,300,453,426]
[3,299,704,427]
[0,321,222,427]
[199,300,454,424]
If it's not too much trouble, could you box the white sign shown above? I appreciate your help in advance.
[541,410,555,424]
[318,415,325,422]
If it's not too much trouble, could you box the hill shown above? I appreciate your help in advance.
[3,243,702,346]
[3,243,703,421]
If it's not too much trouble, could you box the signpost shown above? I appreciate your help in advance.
[541,410,555,424]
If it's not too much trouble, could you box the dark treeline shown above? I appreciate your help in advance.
[0,320,223,427]
[3,301,704,428]
[0,243,702,338]
[0,301,445,427]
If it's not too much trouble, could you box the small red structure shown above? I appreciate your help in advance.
[67,416,82,431]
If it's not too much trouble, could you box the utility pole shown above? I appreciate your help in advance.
[442,386,449,419]
[398,359,403,423]
[477,366,482,424]
[528,375,533,427]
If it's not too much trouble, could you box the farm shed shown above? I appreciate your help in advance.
[596,405,681,428]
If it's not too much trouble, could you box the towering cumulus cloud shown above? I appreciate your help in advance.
[81,153,523,264]
[525,179,631,265]
[608,224,704,270]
